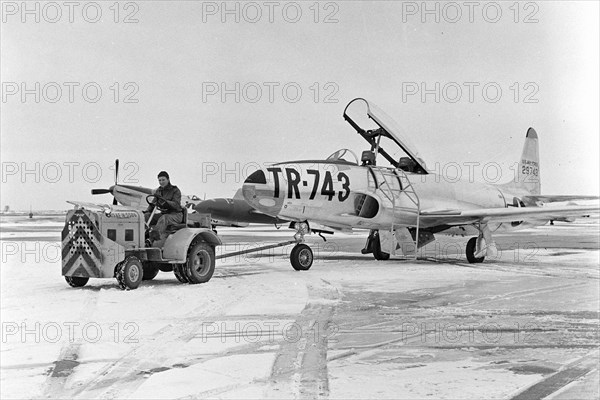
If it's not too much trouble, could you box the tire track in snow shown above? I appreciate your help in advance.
[40,289,100,399]
[267,279,340,399]
[65,282,258,399]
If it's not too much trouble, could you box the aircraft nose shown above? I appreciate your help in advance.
[242,169,283,215]
[242,170,264,206]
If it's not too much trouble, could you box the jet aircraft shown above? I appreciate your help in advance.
[242,98,599,268]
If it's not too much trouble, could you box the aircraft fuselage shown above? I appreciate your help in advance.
[242,161,525,232]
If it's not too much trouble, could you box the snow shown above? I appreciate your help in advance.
[1,217,598,399]
[328,358,542,399]
[128,353,276,399]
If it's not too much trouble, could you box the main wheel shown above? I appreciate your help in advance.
[173,263,189,283]
[184,242,215,284]
[65,276,89,287]
[372,231,390,261]
[142,262,160,281]
[116,256,144,290]
[466,237,485,263]
[290,244,313,271]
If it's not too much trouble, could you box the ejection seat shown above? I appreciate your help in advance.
[361,150,376,166]
[398,157,416,172]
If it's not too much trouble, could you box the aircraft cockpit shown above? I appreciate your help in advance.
[326,149,359,165]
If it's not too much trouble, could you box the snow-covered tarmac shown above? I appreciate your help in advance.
[1,215,599,399]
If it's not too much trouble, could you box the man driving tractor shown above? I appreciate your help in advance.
[144,171,183,244]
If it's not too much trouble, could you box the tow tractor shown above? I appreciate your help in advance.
[62,194,220,290]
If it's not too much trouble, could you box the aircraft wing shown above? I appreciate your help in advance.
[308,221,353,234]
[420,204,599,225]
[522,195,599,205]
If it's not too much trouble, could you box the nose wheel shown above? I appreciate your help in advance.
[290,243,313,270]
[289,221,314,271]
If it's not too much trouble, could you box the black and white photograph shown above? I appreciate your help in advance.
[1,1,599,398]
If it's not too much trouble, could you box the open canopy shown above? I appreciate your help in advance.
[343,98,429,174]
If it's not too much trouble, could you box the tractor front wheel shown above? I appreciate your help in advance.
[116,256,144,290]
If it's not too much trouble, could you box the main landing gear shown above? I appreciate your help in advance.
[465,223,497,263]
[361,229,390,261]
[465,237,485,263]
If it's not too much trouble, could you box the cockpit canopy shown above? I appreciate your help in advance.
[326,149,359,165]
[342,98,429,174]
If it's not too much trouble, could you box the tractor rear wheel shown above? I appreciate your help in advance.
[185,242,215,284]
[173,263,189,283]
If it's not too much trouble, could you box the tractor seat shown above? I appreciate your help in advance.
[165,207,188,233]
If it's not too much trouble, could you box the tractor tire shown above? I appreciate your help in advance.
[65,276,89,287]
[173,263,189,283]
[290,243,313,271]
[373,231,390,261]
[466,237,485,264]
[184,242,215,284]
[116,256,144,290]
[158,263,173,272]
[142,262,160,281]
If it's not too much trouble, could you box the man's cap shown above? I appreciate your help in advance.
[158,171,170,180]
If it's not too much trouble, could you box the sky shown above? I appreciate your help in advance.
[1,1,598,210]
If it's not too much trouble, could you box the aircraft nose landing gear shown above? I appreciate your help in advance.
[290,221,314,271]
[290,243,313,270]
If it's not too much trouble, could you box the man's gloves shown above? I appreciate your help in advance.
[157,197,170,209]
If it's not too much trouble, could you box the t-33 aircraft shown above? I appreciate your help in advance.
[242,98,599,268]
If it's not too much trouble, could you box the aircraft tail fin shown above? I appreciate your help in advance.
[513,127,541,195]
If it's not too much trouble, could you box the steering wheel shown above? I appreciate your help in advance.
[146,194,157,205]
[145,194,160,228]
